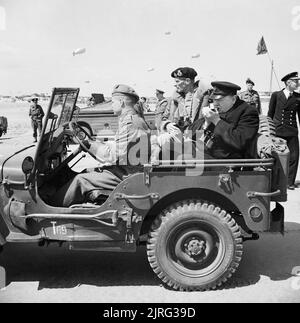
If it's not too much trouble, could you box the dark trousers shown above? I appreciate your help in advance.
[281,136,299,186]
[53,169,122,207]
[31,119,43,139]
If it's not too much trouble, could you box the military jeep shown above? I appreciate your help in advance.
[0,88,287,291]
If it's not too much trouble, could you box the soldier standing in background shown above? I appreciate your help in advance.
[239,78,262,114]
[268,72,300,190]
[29,98,44,143]
[154,89,168,130]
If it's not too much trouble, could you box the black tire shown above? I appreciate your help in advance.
[147,200,243,291]
[0,130,2,138]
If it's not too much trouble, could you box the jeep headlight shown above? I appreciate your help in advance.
[22,157,34,174]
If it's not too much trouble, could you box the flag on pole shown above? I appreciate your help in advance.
[257,37,268,55]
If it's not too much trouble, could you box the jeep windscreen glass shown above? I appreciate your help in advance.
[43,91,77,134]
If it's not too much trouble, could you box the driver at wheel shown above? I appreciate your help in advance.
[53,84,151,207]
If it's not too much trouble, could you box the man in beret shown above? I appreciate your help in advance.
[239,78,262,114]
[161,67,210,135]
[190,81,259,159]
[268,72,300,190]
[155,89,169,130]
[29,97,44,143]
[53,84,152,207]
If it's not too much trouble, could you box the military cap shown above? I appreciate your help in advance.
[171,67,198,79]
[112,84,139,101]
[281,72,299,82]
[211,81,241,99]
[246,78,255,86]
[156,89,165,94]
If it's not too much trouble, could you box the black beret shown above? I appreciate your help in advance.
[211,81,241,99]
[171,67,197,79]
[246,78,255,86]
[281,72,299,82]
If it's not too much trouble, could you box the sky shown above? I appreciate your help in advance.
[0,0,299,97]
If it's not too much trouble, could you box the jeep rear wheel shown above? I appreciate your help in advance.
[147,200,243,291]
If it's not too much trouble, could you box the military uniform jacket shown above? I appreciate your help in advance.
[268,90,300,137]
[155,98,169,116]
[239,90,261,114]
[190,99,259,159]
[161,83,210,129]
[90,108,151,176]
[155,98,169,129]
[29,105,44,121]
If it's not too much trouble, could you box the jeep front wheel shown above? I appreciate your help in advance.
[147,200,243,291]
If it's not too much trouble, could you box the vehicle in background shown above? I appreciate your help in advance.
[73,99,157,140]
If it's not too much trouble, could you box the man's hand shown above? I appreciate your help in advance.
[202,106,221,126]
[166,123,181,136]
[81,140,91,150]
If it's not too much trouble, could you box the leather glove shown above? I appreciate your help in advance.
[82,140,91,150]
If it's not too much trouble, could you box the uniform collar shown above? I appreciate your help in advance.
[283,88,293,98]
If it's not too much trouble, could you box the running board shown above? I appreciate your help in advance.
[26,210,119,227]
[6,232,42,243]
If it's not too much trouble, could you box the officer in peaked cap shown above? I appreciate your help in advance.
[190,81,259,159]
[156,89,165,95]
[239,78,262,114]
[53,84,151,207]
[211,81,241,98]
[268,72,300,190]
[281,72,300,83]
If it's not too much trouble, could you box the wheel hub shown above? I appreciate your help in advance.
[184,237,206,257]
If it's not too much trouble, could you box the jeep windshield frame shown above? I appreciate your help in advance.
[31,88,80,176]
[42,88,80,136]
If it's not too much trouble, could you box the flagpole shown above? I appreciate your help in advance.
[269,60,274,95]
[266,51,281,90]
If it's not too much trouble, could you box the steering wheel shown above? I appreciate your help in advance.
[68,121,107,164]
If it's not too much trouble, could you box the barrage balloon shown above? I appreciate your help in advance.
[73,48,86,56]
